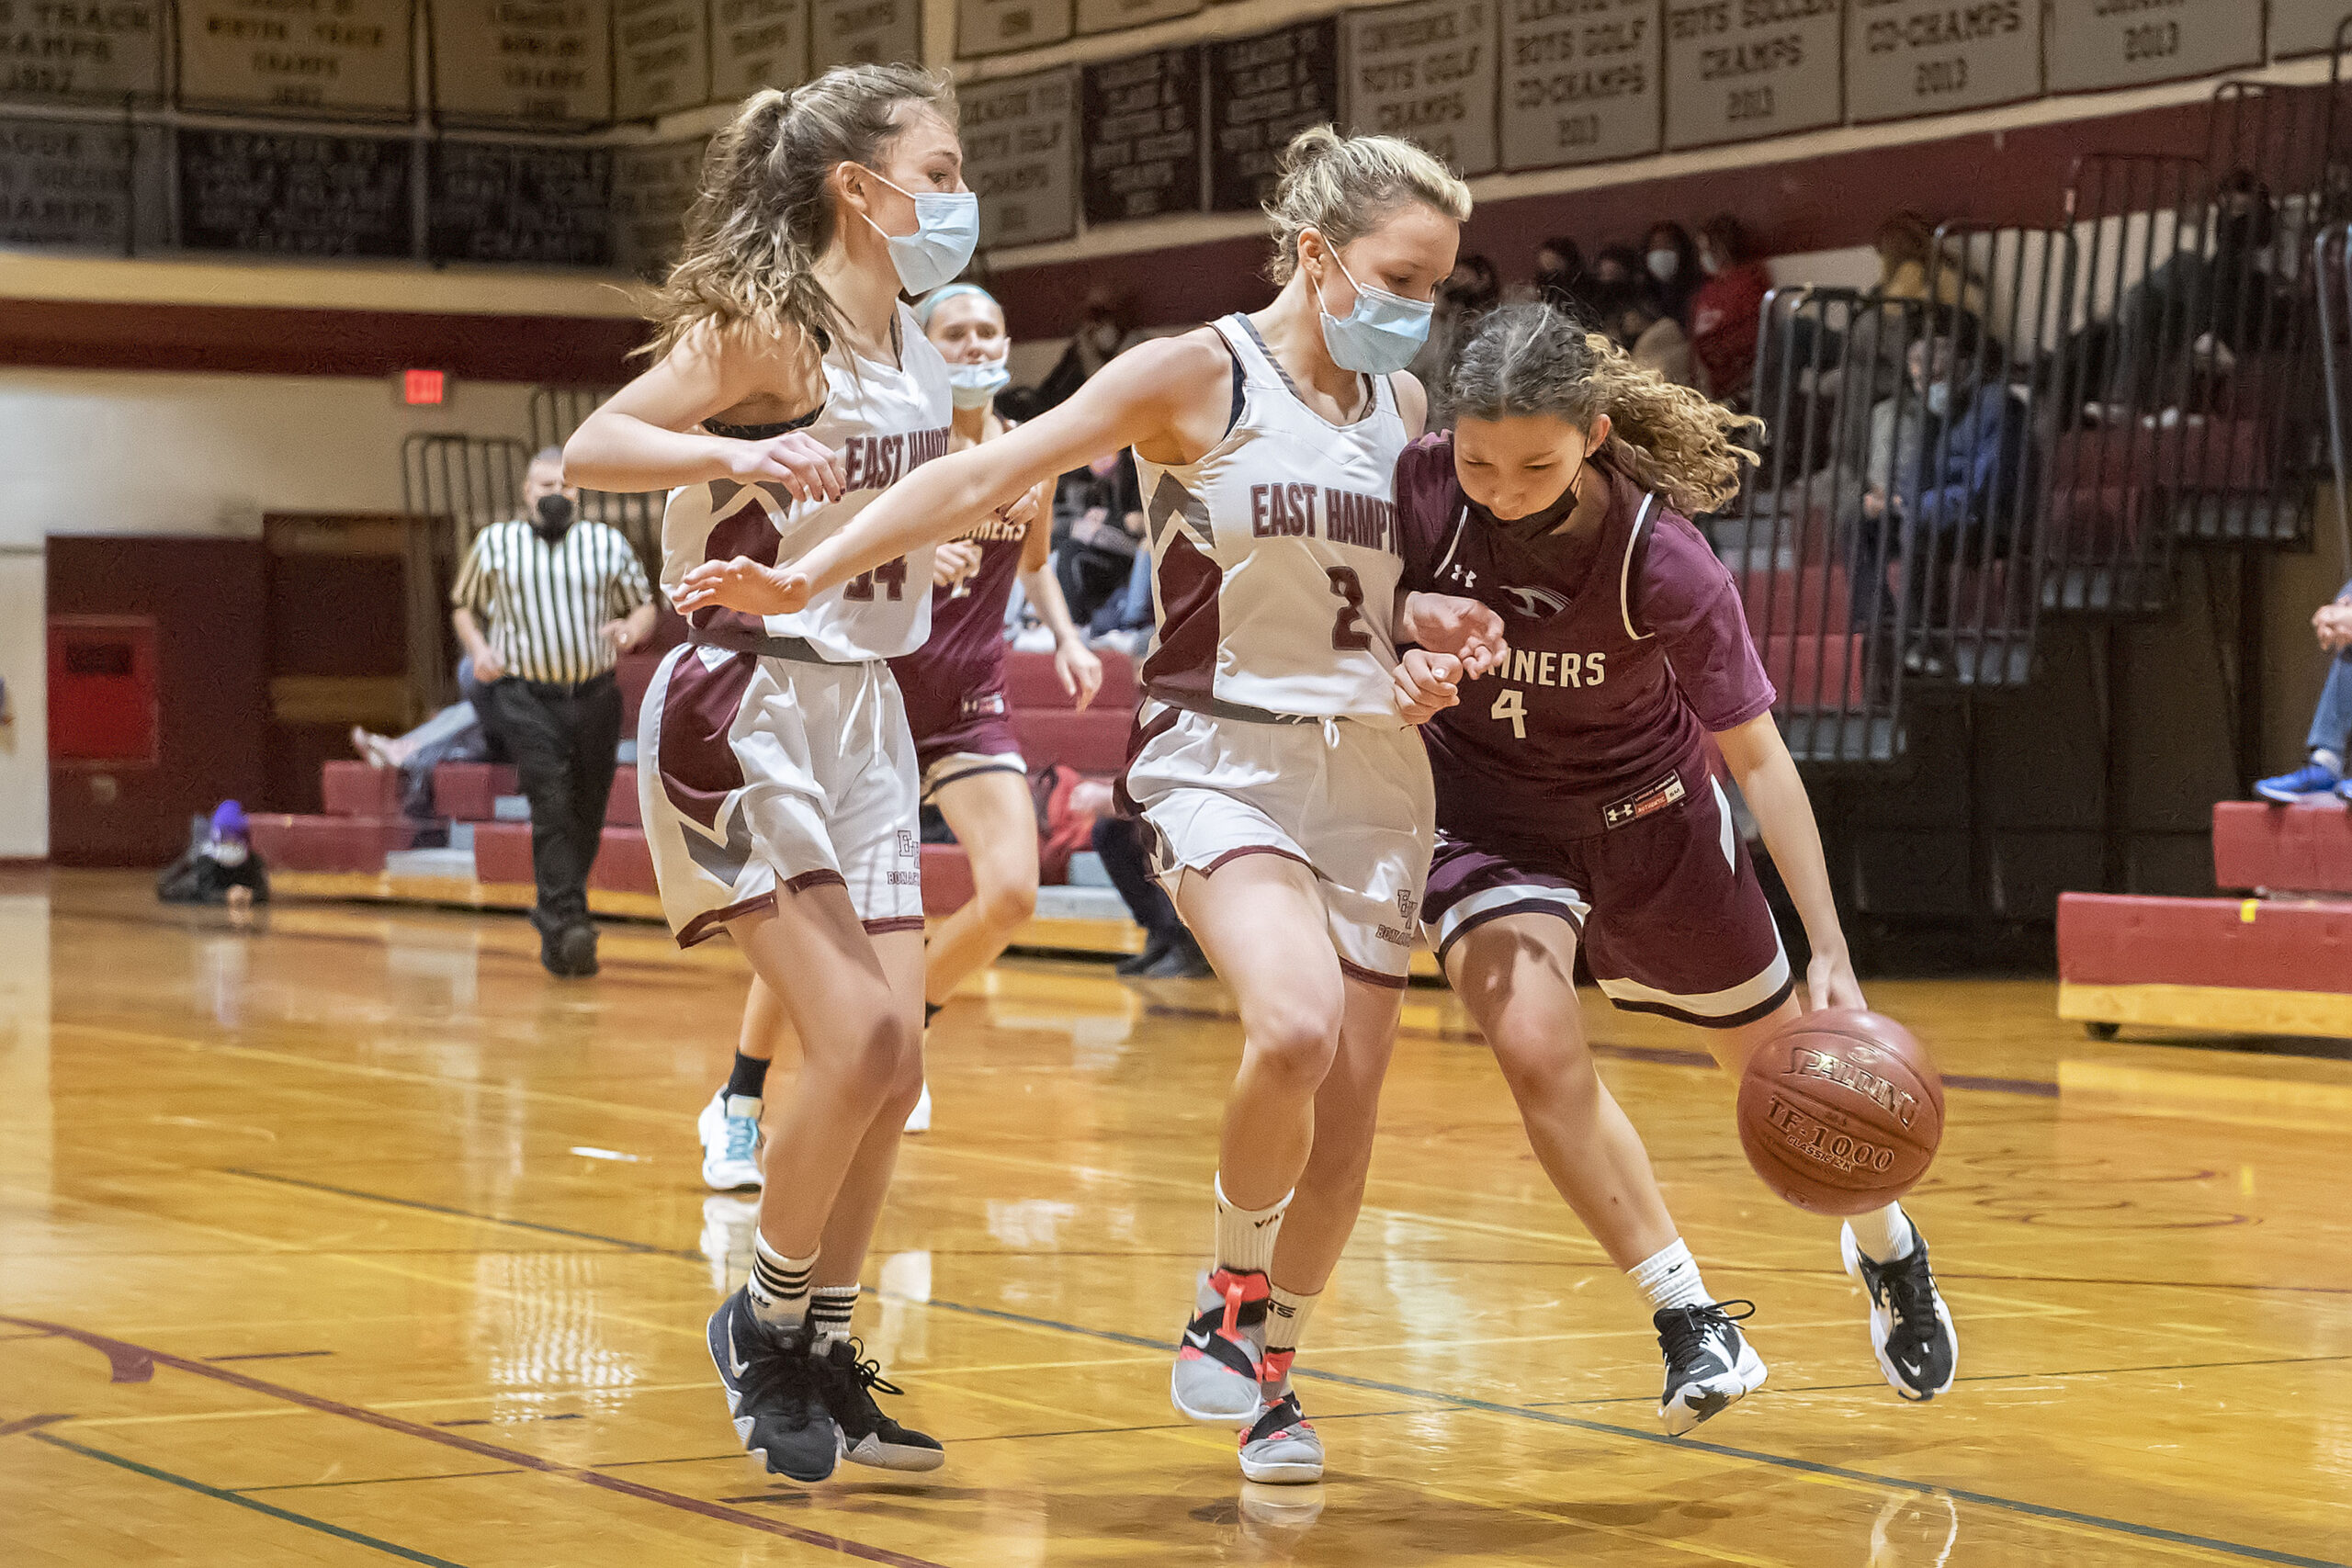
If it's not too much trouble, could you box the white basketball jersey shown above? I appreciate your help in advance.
[1133,314,1410,725]
[660,303,952,662]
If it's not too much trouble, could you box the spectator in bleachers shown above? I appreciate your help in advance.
[1411,253,1500,388]
[1612,284,1694,388]
[457,447,657,978]
[1689,214,1772,411]
[1645,220,1702,322]
[2092,169,2286,424]
[1876,210,1985,316]
[349,658,494,819]
[1053,448,1147,632]
[2253,581,2352,805]
[1533,236,1589,316]
[1036,287,1137,410]
[1850,329,2035,672]
[1591,243,1643,290]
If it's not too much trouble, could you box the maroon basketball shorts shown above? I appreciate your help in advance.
[910,691,1026,805]
[1420,773,1793,1028]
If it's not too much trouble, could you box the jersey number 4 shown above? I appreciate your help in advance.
[844,557,910,602]
[1327,567,1370,652]
[1492,687,1527,739]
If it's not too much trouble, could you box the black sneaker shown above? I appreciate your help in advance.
[1117,935,1175,976]
[1654,1300,1768,1435]
[707,1289,840,1481]
[1842,1220,1959,1401]
[556,922,599,976]
[814,1337,944,1472]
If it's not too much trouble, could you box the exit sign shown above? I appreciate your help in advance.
[399,368,449,406]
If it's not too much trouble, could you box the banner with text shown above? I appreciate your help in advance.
[1206,17,1338,213]
[613,0,707,118]
[1081,44,1200,223]
[1077,0,1199,37]
[710,0,806,101]
[0,114,168,250]
[809,0,917,69]
[2269,0,2352,60]
[0,0,165,106]
[1847,0,2037,123]
[960,0,1070,57]
[963,65,1077,249]
[1500,0,1661,170]
[2044,0,2258,95]
[1664,0,1842,151]
[431,0,610,127]
[178,0,416,118]
[177,127,413,256]
[1344,0,1498,176]
[611,133,701,275]
[429,141,610,265]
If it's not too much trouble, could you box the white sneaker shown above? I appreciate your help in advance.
[697,1090,764,1190]
[1653,1302,1768,1435]
[1841,1220,1959,1401]
[698,1194,761,1292]
[1237,1389,1323,1483]
[902,1083,932,1134]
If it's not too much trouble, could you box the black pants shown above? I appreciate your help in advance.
[479,673,622,931]
[1091,815,1182,943]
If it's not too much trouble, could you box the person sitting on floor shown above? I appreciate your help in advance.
[2254,581,2352,805]
[157,800,269,909]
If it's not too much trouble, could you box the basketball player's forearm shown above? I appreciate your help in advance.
[1735,750,1849,961]
[1019,566,1084,648]
[564,413,735,493]
[799,467,1022,593]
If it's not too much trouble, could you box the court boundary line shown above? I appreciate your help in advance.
[28,1430,477,1568]
[4,1315,956,1568]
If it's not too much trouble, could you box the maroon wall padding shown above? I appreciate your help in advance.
[2211,803,2352,896]
[586,827,655,894]
[1001,647,1140,710]
[605,764,640,827]
[0,299,646,382]
[247,813,431,873]
[988,100,2211,338]
[433,761,520,822]
[321,761,402,818]
[2056,893,2352,994]
[1012,707,1134,775]
[472,821,535,885]
[48,536,269,868]
[921,843,976,918]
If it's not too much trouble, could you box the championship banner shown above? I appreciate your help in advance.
[613,0,707,118]
[431,0,610,127]
[2044,0,2258,95]
[2270,0,2352,60]
[0,0,165,106]
[1076,0,1199,37]
[178,0,415,118]
[428,141,611,265]
[1080,44,1201,224]
[808,0,918,70]
[962,65,1078,249]
[958,0,1070,58]
[1500,0,1662,170]
[612,132,702,276]
[1663,0,1842,152]
[177,127,413,256]
[0,114,167,249]
[1343,0,1498,177]
[709,0,807,100]
[1205,17,1338,214]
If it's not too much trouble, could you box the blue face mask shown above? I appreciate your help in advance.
[860,168,979,296]
[1316,251,1434,375]
[948,356,1011,409]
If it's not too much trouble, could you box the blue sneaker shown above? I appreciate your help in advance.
[2339,776,2352,805]
[2256,761,2342,804]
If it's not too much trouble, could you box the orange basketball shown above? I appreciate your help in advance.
[1736,1008,1944,1216]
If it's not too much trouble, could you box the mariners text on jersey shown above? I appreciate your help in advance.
[1473,648,1610,691]
[1250,483,1397,551]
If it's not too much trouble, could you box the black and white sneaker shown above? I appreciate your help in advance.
[707,1289,840,1482]
[1841,1220,1959,1401]
[816,1337,945,1472]
[1654,1300,1768,1435]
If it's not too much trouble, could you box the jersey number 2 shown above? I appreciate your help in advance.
[844,557,910,603]
[1327,567,1370,651]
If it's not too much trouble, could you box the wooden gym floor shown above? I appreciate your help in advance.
[4,870,2348,1567]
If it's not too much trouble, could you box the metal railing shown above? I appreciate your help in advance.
[529,385,665,578]
[2317,222,2352,580]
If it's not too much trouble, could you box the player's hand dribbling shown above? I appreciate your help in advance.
[1401,592,1510,678]
[675,557,814,617]
[1394,649,1464,724]
[720,431,847,504]
[1804,947,1867,1013]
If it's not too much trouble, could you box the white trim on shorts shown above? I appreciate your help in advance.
[1427,883,1591,962]
[1594,938,1793,1021]
[922,750,1026,802]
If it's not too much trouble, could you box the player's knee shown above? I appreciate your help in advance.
[1489,1015,1596,1105]
[972,874,1037,934]
[1243,1004,1341,1089]
[839,1008,920,1103]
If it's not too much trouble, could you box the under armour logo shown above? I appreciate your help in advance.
[1449,565,1477,589]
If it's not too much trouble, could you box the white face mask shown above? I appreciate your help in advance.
[947,355,1011,409]
[857,167,979,296]
[1647,248,1679,282]
[1316,251,1434,375]
[1924,381,1952,418]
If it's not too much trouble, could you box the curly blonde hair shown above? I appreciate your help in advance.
[1261,125,1472,285]
[640,64,956,365]
[1448,302,1761,516]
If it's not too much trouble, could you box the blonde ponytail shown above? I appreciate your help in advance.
[1261,125,1472,285]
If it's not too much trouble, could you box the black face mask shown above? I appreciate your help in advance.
[533,492,576,541]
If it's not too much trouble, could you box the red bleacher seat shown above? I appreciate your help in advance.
[433,761,518,822]
[1012,707,1133,774]
[476,821,657,896]
[2051,419,2269,495]
[2211,801,2352,896]
[249,813,431,874]
[2047,484,2151,557]
[921,843,974,917]
[1760,633,1867,710]
[472,821,534,885]
[1736,564,1850,637]
[606,765,640,827]
[1002,648,1140,710]
[2058,893,2352,996]
[320,761,401,818]
[586,827,656,895]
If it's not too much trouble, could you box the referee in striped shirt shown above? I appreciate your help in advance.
[452,447,656,977]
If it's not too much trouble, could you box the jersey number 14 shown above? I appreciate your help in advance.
[844,557,910,602]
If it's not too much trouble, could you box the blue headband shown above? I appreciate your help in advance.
[914,282,998,329]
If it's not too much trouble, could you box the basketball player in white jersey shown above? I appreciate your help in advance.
[680,127,1507,1485]
[563,66,978,1484]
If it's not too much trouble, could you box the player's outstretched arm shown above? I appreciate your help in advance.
[687,339,1217,619]
[564,322,844,503]
[1714,713,1862,1012]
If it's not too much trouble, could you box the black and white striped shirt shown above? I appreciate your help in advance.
[450,520,653,684]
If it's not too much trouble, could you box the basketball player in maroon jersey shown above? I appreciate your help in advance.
[697,282,1099,1179]
[1393,303,1957,1412]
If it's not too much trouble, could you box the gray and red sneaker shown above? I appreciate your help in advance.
[1238,1386,1323,1483]
[1170,1268,1269,1424]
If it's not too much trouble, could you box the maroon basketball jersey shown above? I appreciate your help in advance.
[1395,432,1776,840]
[889,512,1027,748]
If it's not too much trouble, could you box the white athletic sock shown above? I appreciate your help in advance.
[1629,1239,1712,1312]
[747,1235,817,1331]
[1214,1173,1290,1279]
[2315,748,2345,778]
[1261,1283,1318,1393]
[1847,1202,1915,1264]
[808,1284,859,1348]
